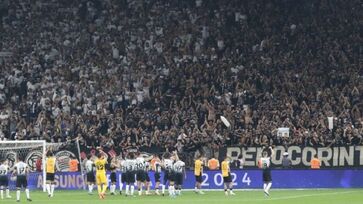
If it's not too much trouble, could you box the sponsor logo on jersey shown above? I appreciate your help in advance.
[26,150,42,172]
[55,151,77,172]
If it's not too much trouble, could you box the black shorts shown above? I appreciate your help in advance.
[126,171,135,184]
[263,171,272,182]
[110,172,117,183]
[87,172,95,183]
[164,171,175,184]
[154,172,161,182]
[136,170,146,182]
[0,176,9,187]
[46,173,55,182]
[195,175,202,183]
[223,173,232,183]
[169,172,175,182]
[16,175,27,188]
[174,173,183,186]
[121,173,127,183]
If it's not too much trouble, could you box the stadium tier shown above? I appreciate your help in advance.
[0,0,361,203]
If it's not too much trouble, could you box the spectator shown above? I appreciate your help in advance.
[232,154,244,169]
[282,152,292,168]
[0,0,361,168]
[69,156,79,172]
[310,154,321,169]
[207,157,220,170]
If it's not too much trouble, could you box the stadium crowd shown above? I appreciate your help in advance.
[0,0,362,166]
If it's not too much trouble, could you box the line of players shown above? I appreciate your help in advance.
[0,146,274,201]
[85,150,186,199]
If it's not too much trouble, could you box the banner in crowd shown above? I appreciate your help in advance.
[221,146,363,168]
[9,169,363,190]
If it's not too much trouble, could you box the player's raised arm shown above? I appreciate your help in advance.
[97,147,108,162]
[173,151,179,161]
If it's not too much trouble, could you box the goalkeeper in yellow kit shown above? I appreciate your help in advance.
[94,148,108,199]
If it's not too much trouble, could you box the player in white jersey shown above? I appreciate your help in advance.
[13,157,31,202]
[162,152,176,197]
[85,154,96,195]
[258,146,274,196]
[119,156,127,195]
[135,153,146,196]
[125,153,136,197]
[173,159,186,196]
[0,159,11,199]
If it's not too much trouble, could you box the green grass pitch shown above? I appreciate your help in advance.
[2,189,362,204]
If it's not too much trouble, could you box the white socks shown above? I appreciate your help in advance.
[51,184,55,196]
[110,184,116,193]
[125,185,129,195]
[25,189,30,199]
[16,190,20,201]
[1,189,3,199]
[47,184,55,196]
[162,184,165,194]
[169,185,175,196]
[266,183,272,192]
[88,184,94,193]
[46,184,51,195]
[130,185,134,195]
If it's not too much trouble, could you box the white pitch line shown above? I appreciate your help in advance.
[256,190,357,201]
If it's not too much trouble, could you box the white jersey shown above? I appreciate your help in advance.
[125,159,136,171]
[85,160,95,173]
[0,164,9,175]
[14,161,28,175]
[163,159,174,172]
[135,157,145,171]
[120,160,127,173]
[173,160,185,173]
[260,157,271,170]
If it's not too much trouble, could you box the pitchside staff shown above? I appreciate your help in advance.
[0,159,11,199]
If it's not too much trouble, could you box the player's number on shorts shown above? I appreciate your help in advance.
[242,173,251,186]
